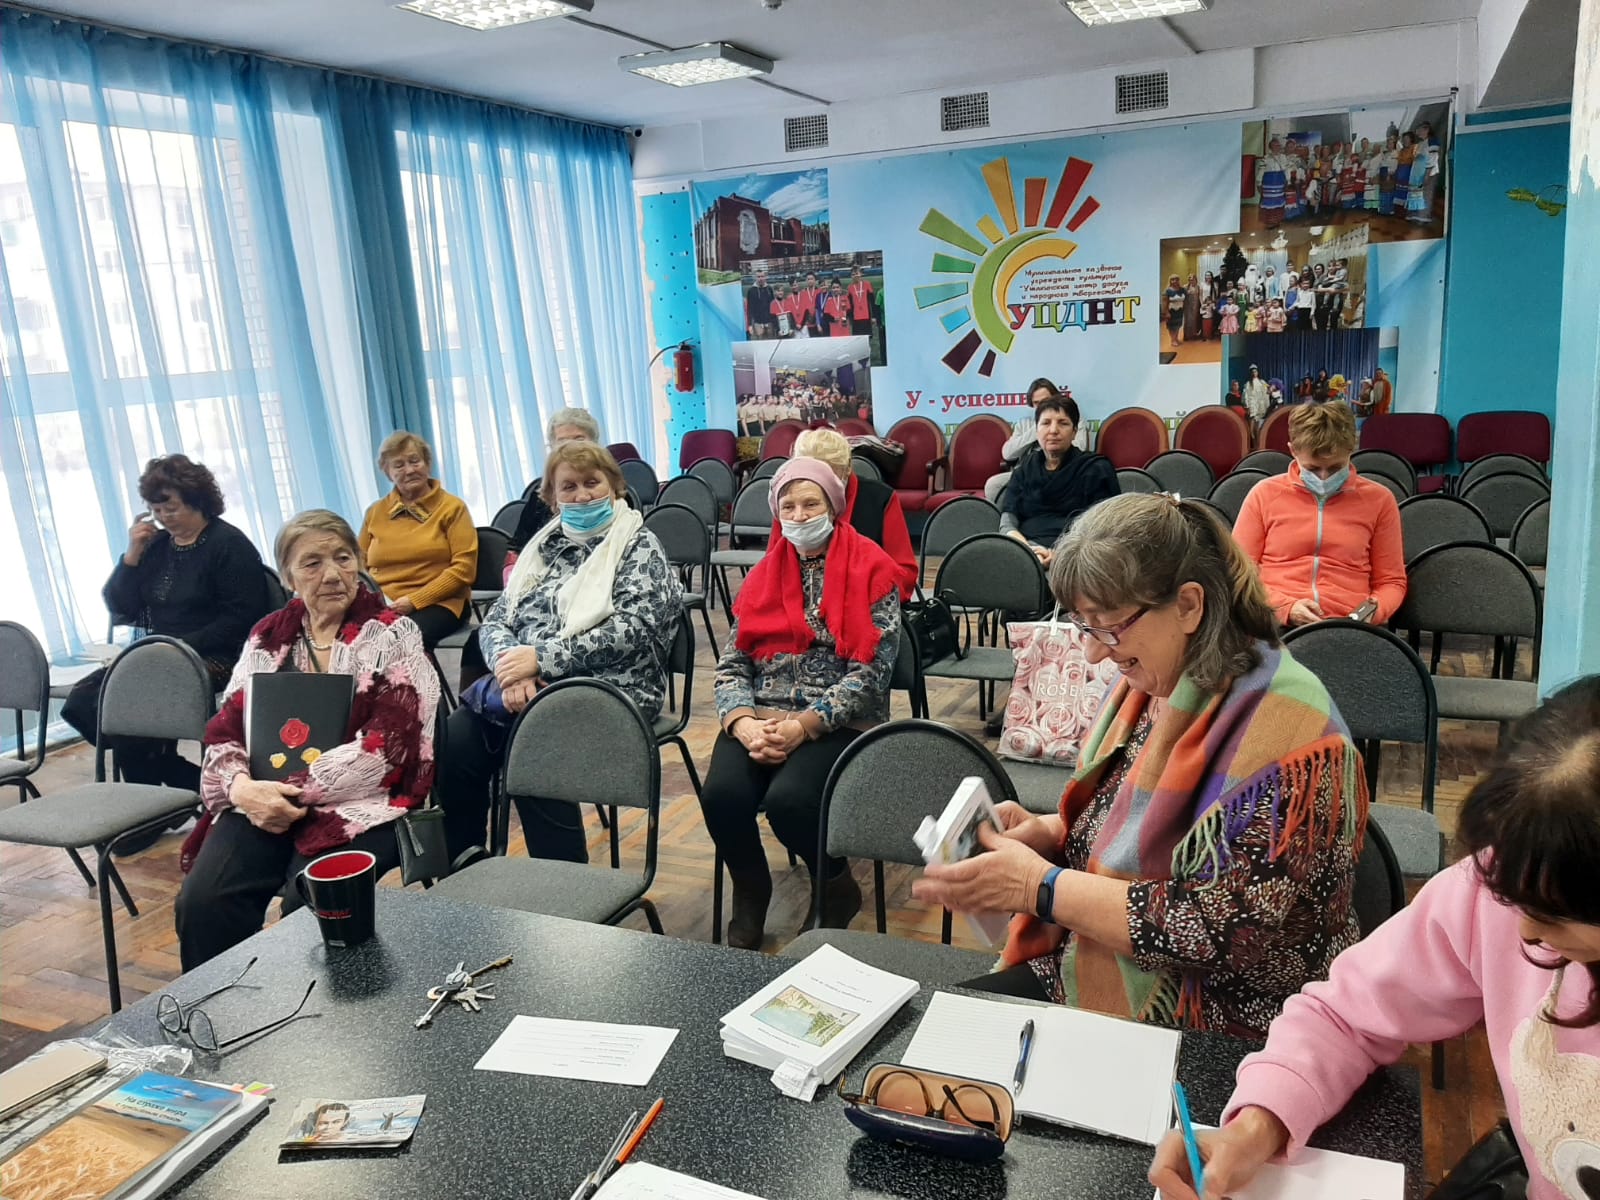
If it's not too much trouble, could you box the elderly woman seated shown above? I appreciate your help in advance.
[506,408,604,569]
[174,510,441,969]
[700,458,903,950]
[915,494,1366,1038]
[439,441,681,862]
[999,394,1119,566]
[358,431,477,649]
[791,428,916,599]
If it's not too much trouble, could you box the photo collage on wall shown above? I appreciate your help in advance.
[692,168,884,431]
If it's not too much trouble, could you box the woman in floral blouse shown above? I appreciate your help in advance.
[438,441,680,862]
[701,458,902,950]
[915,494,1366,1038]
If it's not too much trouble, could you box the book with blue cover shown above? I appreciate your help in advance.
[0,1071,240,1200]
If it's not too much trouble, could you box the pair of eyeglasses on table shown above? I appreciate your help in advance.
[155,956,317,1053]
[836,1064,1015,1161]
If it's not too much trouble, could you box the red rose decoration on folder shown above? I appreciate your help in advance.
[280,718,310,750]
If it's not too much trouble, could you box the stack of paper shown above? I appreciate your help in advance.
[902,991,1181,1145]
[595,1162,768,1199]
[719,945,918,1100]
[1151,1139,1404,1199]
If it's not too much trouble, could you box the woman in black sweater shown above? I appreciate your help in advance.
[62,455,269,806]
[998,395,1119,566]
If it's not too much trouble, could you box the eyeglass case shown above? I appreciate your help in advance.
[840,1062,1013,1162]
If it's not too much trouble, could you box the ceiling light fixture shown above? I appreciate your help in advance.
[394,0,592,31]
[620,42,774,87]
[1061,0,1209,27]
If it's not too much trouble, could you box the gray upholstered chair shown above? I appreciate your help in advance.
[750,456,786,482]
[1458,452,1546,492]
[1235,450,1291,474]
[917,495,1000,591]
[1394,542,1541,728]
[687,456,736,514]
[0,635,214,1010]
[1281,619,1444,879]
[261,565,292,610]
[1396,494,1492,562]
[644,501,717,649]
[0,621,50,804]
[1363,471,1410,505]
[1206,469,1268,525]
[709,478,773,614]
[468,525,510,616]
[1509,497,1549,591]
[489,499,526,536]
[1459,472,1551,541]
[1351,449,1417,494]
[429,678,662,932]
[1116,466,1162,494]
[1001,760,1070,816]
[889,624,927,721]
[851,457,884,484]
[782,720,1019,983]
[656,473,726,540]
[1352,820,1405,940]
[620,458,659,507]
[1143,450,1215,498]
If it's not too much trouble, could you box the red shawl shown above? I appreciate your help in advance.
[734,517,899,664]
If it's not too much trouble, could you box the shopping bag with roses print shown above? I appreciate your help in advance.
[996,609,1119,768]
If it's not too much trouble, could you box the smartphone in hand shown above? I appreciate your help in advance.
[1349,600,1378,622]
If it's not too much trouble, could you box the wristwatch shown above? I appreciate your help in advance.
[1035,867,1064,923]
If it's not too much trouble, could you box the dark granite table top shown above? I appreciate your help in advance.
[97,889,1424,1199]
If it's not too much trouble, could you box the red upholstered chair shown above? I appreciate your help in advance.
[885,416,947,513]
[678,429,737,471]
[1361,413,1453,492]
[1095,407,1170,468]
[1256,407,1293,454]
[1175,405,1252,479]
[929,414,1011,508]
[607,442,642,463]
[760,420,807,460]
[836,417,876,437]
[1456,411,1551,466]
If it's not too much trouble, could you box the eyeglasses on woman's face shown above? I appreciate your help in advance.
[1065,605,1151,647]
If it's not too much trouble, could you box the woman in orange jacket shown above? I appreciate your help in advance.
[1232,403,1407,627]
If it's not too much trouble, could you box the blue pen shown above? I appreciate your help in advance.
[1013,1018,1036,1091]
[1172,1081,1206,1198]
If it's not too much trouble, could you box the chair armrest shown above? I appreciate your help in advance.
[926,455,949,494]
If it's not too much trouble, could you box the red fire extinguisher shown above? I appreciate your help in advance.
[673,342,696,393]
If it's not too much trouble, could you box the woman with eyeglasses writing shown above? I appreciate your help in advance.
[914,493,1366,1038]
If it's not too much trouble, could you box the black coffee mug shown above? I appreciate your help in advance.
[295,849,377,949]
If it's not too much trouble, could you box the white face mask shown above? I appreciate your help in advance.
[781,514,833,554]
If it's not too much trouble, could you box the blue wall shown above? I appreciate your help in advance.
[640,191,706,472]
[1438,119,1570,423]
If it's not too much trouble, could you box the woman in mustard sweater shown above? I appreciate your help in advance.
[358,431,478,648]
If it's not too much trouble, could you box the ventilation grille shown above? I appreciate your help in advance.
[1115,70,1169,114]
[940,91,991,133]
[784,114,829,153]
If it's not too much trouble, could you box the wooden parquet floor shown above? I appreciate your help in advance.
[0,601,1523,1188]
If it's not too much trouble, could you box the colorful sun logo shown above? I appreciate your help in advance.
[916,156,1101,375]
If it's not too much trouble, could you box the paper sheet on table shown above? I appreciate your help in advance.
[1151,1134,1405,1199]
[595,1162,768,1199]
[474,1015,678,1086]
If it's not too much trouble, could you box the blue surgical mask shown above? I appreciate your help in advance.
[560,496,615,535]
[781,514,833,554]
[1302,466,1350,499]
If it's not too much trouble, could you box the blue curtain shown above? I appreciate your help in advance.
[1226,328,1380,395]
[0,10,649,658]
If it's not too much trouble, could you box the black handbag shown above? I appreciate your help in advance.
[396,808,452,887]
[904,589,964,667]
[1425,1120,1528,1200]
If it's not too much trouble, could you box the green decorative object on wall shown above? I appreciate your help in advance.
[1505,184,1567,217]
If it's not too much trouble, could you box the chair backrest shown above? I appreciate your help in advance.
[607,442,642,464]
[850,456,883,484]
[751,456,786,481]
[933,533,1049,619]
[490,500,526,537]
[1397,494,1493,561]
[1396,541,1541,641]
[472,527,510,591]
[1359,413,1452,469]
[96,636,216,777]
[655,475,717,528]
[819,720,1021,865]
[944,414,1011,492]
[642,502,712,573]
[657,612,695,737]
[262,566,292,610]
[620,459,660,506]
[1256,406,1293,453]
[687,456,736,509]
[729,478,774,534]
[1144,450,1215,498]
[1235,449,1291,474]
[1350,449,1417,494]
[1174,405,1251,479]
[1456,411,1551,465]
[1458,453,1548,493]
[679,429,737,470]
[1116,467,1162,495]
[1458,473,1552,539]
[1363,470,1410,505]
[1094,407,1169,468]
[0,621,48,717]
[885,416,948,491]
[521,476,544,503]
[1509,497,1550,568]
[1353,820,1405,938]
[1207,470,1268,524]
[837,418,876,437]
[918,496,1001,582]
[761,420,807,460]
[889,623,922,700]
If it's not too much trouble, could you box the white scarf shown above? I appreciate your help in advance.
[501,505,644,638]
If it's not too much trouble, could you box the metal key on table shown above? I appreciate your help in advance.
[451,984,496,1012]
[415,961,471,1029]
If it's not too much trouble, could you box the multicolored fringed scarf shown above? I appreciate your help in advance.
[1000,641,1367,1029]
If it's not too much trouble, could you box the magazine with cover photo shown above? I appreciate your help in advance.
[279,1095,425,1150]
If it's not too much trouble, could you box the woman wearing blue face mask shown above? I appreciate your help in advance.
[700,457,904,950]
[1233,403,1406,628]
[437,441,681,861]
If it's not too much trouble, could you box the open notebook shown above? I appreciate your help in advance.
[1151,1138,1405,1199]
[901,992,1180,1145]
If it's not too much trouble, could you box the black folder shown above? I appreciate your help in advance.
[247,672,354,781]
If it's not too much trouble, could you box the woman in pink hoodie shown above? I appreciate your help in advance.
[1151,677,1600,1200]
